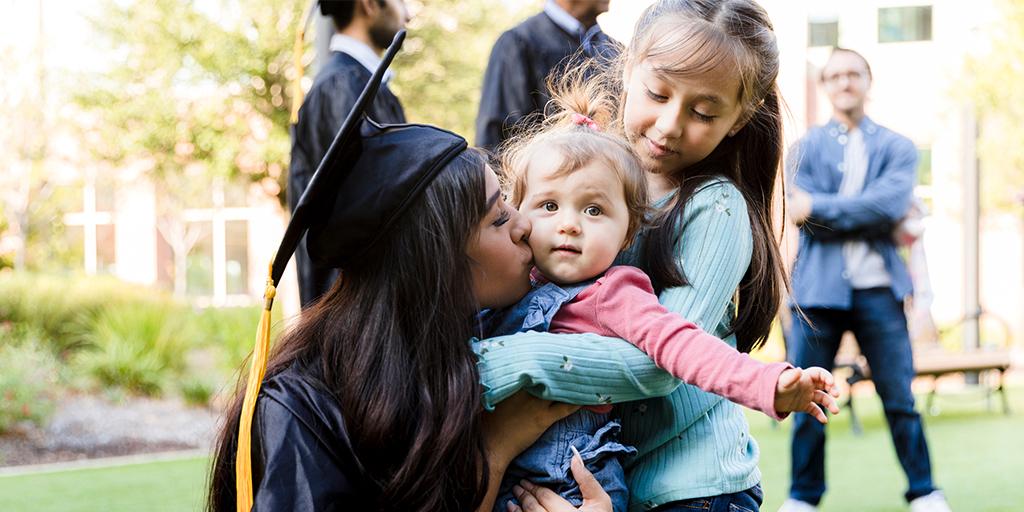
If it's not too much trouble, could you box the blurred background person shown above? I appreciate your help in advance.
[289,0,409,308]
[783,48,950,512]
[474,0,610,152]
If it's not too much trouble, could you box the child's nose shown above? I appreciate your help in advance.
[558,215,581,235]
[655,105,685,139]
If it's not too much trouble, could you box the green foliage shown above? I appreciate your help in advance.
[0,328,61,434]
[74,305,194,396]
[180,378,216,408]
[963,0,1024,213]
[0,272,270,399]
[0,272,161,357]
[193,306,264,373]
[392,0,539,142]
[74,0,302,206]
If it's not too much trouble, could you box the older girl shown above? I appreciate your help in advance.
[482,1,796,510]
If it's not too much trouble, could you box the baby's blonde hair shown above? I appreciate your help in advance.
[500,65,650,246]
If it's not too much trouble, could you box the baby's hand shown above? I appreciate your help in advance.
[774,367,841,424]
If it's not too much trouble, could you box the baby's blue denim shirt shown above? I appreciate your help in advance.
[484,279,635,512]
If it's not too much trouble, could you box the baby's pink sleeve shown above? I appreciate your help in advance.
[592,266,791,420]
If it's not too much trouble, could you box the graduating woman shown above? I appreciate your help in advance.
[206,32,613,512]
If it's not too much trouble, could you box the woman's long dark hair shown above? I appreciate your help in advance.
[208,150,493,511]
[621,0,789,353]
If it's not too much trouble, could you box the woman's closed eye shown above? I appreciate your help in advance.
[493,207,511,227]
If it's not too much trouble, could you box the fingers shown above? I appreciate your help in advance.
[570,446,611,506]
[777,368,802,391]
[814,389,841,415]
[804,366,841,397]
[511,482,546,512]
[805,400,829,424]
[508,449,613,512]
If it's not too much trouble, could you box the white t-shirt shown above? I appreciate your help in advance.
[839,127,891,289]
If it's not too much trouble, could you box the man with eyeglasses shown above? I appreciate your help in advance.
[780,48,951,512]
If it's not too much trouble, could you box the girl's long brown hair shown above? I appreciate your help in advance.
[619,0,789,353]
[208,150,493,511]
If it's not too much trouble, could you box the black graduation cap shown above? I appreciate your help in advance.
[234,29,468,510]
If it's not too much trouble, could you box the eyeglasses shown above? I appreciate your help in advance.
[822,70,866,84]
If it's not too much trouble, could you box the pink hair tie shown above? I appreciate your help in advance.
[571,112,602,131]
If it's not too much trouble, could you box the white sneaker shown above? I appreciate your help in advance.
[777,498,818,512]
[909,491,952,512]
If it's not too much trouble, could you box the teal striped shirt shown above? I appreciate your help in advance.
[475,179,758,510]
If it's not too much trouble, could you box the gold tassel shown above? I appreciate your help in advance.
[235,263,276,512]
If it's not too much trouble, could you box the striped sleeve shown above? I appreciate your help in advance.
[655,180,754,428]
[473,332,680,410]
[660,180,753,333]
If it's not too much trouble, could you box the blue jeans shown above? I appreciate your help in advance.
[787,288,936,504]
[652,484,763,512]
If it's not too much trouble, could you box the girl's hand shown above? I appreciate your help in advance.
[507,447,612,512]
[482,391,580,469]
[774,367,841,424]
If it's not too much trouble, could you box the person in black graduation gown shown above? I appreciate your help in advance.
[289,0,409,308]
[208,69,610,509]
[475,0,612,152]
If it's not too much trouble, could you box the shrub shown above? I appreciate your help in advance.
[74,304,194,396]
[0,326,61,433]
[0,271,167,358]
[180,378,215,408]
[194,307,259,372]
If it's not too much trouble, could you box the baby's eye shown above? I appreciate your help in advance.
[584,205,602,216]
[542,201,558,212]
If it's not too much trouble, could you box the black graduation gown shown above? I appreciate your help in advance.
[474,13,614,151]
[251,366,374,510]
[289,52,406,307]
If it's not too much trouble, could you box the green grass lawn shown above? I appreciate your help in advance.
[1,389,1022,511]
[0,456,209,512]
[752,388,1024,511]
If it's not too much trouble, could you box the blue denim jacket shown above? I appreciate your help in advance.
[788,116,917,310]
[484,279,635,512]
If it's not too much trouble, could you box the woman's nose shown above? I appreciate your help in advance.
[512,210,531,243]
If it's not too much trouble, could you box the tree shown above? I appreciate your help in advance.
[0,1,53,271]
[964,0,1024,213]
[391,0,537,141]
[74,0,302,207]
[73,0,303,294]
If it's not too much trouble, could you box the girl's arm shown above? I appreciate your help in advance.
[654,179,756,429]
[568,266,791,420]
[473,332,680,410]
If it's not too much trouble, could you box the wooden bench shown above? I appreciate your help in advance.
[836,313,1014,436]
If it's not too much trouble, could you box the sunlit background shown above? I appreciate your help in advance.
[1,1,1022,510]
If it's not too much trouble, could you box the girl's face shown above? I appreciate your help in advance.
[467,166,534,309]
[622,56,747,176]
